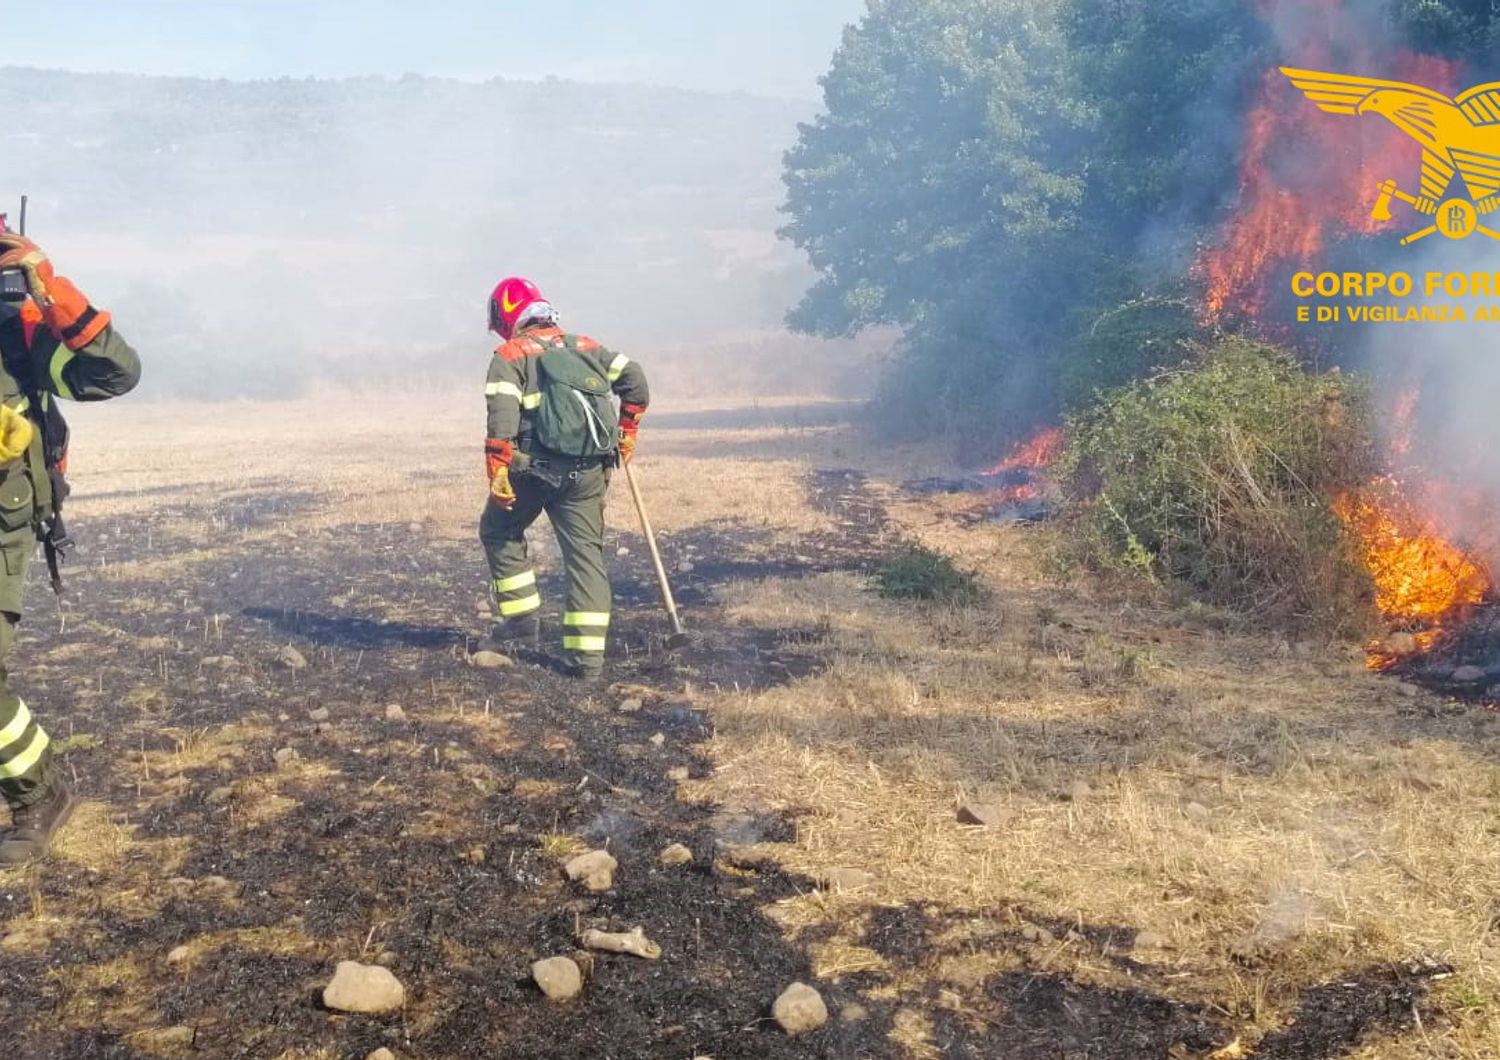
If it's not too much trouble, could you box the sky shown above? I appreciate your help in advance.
[3,0,867,99]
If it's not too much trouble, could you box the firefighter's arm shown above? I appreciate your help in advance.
[484,348,527,506]
[605,350,649,463]
[43,323,141,402]
[0,236,141,401]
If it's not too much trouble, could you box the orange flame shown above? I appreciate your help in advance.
[1197,0,1459,319]
[982,427,1065,477]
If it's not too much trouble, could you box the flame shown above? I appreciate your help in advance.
[1334,483,1489,624]
[1197,1,1460,319]
[982,427,1065,477]
[979,427,1064,508]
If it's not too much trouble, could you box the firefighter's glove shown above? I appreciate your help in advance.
[0,234,111,349]
[486,438,517,510]
[618,404,645,466]
[0,405,34,464]
[0,233,54,306]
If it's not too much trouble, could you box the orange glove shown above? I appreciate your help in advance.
[618,403,645,466]
[0,234,111,350]
[486,438,517,509]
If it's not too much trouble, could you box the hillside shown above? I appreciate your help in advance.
[0,67,822,396]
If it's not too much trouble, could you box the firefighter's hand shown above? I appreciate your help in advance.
[618,405,644,466]
[0,233,54,306]
[489,465,517,509]
[0,405,34,463]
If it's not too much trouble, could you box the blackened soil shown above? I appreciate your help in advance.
[0,472,1461,1059]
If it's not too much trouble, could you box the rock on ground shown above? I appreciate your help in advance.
[819,867,875,892]
[384,703,407,721]
[659,843,694,866]
[308,707,330,722]
[956,801,1010,828]
[1453,665,1487,684]
[322,960,406,1014]
[274,646,308,670]
[564,850,618,892]
[531,956,584,1001]
[581,926,662,959]
[773,982,829,1035]
[272,747,299,769]
[471,651,514,670]
[367,1050,397,1060]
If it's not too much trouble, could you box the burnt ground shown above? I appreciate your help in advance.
[0,470,1461,1059]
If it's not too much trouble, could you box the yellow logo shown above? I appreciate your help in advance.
[1283,67,1500,246]
[501,291,523,314]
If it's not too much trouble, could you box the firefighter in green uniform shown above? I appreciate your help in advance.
[478,277,649,680]
[0,227,141,867]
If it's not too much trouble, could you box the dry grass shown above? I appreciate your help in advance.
[14,391,1499,1057]
[704,485,1500,1057]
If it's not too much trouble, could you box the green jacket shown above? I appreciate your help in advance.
[0,302,141,527]
[485,323,650,455]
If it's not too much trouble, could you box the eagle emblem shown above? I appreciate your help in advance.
[1282,67,1500,245]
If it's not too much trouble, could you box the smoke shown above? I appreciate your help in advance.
[1,65,863,400]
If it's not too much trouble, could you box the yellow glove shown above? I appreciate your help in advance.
[490,464,516,509]
[0,405,35,463]
[0,233,54,307]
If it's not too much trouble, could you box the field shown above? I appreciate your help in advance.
[1,393,1497,1059]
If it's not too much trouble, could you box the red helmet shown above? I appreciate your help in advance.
[489,277,551,338]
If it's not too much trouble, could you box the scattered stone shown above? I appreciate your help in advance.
[666,766,690,782]
[274,646,308,671]
[322,960,406,1014]
[617,697,644,714]
[819,867,875,893]
[376,950,398,967]
[564,850,618,892]
[1063,780,1093,802]
[206,785,234,805]
[367,1049,397,1060]
[145,1026,196,1048]
[308,707,331,723]
[315,722,333,735]
[1453,665,1487,685]
[471,651,514,670]
[531,956,584,1001]
[659,843,694,866]
[166,944,192,965]
[1183,802,1212,822]
[956,801,1010,828]
[581,926,662,959]
[384,704,407,722]
[678,560,696,574]
[273,747,299,769]
[1133,930,1170,950]
[772,982,828,1036]
[841,1002,870,1023]
[1020,924,1056,945]
[464,846,487,866]
[649,732,666,748]
[616,546,631,558]
[1383,631,1420,656]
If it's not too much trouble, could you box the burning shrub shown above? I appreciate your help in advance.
[1058,337,1377,629]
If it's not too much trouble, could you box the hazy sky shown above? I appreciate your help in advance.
[5,0,866,98]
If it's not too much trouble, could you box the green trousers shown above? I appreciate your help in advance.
[479,456,613,671]
[0,520,52,809]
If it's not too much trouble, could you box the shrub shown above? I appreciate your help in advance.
[1057,337,1377,629]
[873,544,985,605]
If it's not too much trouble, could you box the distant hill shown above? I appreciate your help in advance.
[0,67,821,397]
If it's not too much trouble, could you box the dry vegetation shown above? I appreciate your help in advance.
[0,392,1494,1058]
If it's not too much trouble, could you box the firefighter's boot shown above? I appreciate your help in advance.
[480,612,541,652]
[0,777,76,868]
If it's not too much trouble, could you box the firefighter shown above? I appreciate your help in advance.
[478,278,649,680]
[0,230,141,867]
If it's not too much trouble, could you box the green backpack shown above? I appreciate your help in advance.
[531,334,619,459]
